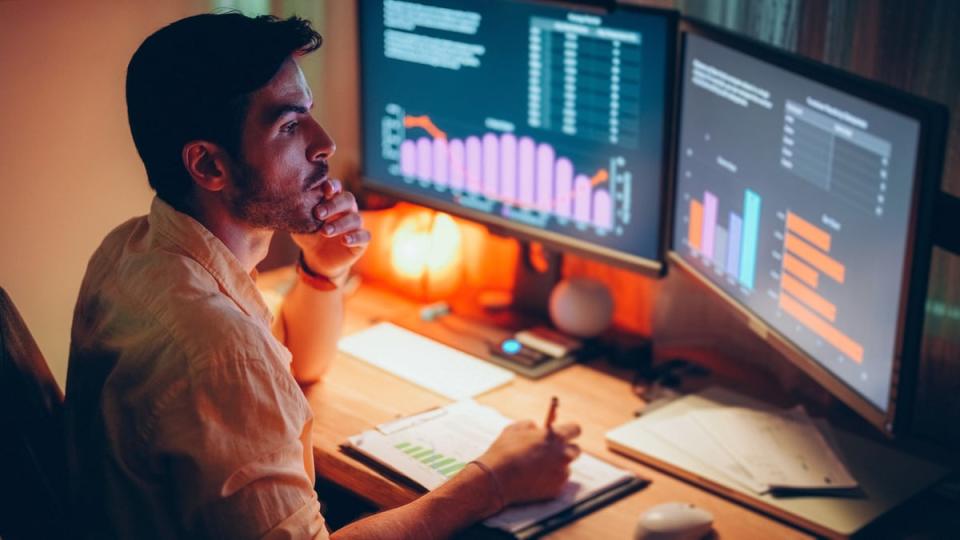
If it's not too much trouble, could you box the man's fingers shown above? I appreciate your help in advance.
[563,443,581,462]
[551,422,581,441]
[507,420,537,432]
[320,212,363,237]
[313,190,357,221]
[341,228,372,247]
[320,178,342,198]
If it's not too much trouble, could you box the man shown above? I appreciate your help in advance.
[64,12,581,540]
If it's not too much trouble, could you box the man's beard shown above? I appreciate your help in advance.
[227,161,324,234]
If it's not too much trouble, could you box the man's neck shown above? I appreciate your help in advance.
[183,197,272,274]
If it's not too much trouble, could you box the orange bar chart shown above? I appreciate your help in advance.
[782,253,819,288]
[779,294,864,363]
[781,273,836,322]
[783,233,845,283]
[688,199,704,251]
[779,211,863,363]
[786,211,831,251]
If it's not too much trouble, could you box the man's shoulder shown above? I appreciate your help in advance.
[78,214,286,367]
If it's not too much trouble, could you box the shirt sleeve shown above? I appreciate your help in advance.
[149,354,328,540]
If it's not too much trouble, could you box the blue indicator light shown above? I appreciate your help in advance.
[501,339,522,355]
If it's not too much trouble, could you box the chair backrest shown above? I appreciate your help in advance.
[0,287,68,539]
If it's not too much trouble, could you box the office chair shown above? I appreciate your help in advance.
[0,287,68,539]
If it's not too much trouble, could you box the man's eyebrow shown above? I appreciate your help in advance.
[265,103,311,124]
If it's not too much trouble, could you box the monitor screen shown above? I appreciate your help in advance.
[359,0,674,271]
[671,30,939,432]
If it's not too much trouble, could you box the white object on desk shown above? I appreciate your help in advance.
[634,501,714,540]
[338,322,514,400]
[548,277,614,338]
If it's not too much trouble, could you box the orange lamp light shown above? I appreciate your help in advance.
[389,210,464,300]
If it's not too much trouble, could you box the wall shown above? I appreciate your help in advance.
[0,0,220,385]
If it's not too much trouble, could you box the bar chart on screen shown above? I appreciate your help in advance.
[380,103,635,235]
[684,188,762,291]
[682,185,867,364]
[774,210,864,363]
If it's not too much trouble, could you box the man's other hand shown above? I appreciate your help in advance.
[475,419,582,507]
[292,179,371,281]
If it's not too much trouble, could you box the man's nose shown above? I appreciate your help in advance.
[308,123,336,162]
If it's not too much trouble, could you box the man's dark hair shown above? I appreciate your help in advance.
[126,13,322,208]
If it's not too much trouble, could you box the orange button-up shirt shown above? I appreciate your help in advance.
[65,197,328,539]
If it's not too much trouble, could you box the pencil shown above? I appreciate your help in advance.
[545,396,558,434]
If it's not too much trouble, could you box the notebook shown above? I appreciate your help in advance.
[343,400,647,538]
[338,322,515,400]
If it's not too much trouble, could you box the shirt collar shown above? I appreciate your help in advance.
[148,197,273,326]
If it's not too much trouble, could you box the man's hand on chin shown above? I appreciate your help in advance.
[291,178,372,284]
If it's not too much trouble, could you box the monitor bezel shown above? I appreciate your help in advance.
[355,0,680,275]
[669,18,947,436]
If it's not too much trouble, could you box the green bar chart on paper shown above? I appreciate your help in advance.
[394,441,468,477]
[346,400,515,490]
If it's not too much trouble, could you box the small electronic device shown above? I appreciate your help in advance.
[487,326,584,379]
[634,501,714,540]
[492,338,551,368]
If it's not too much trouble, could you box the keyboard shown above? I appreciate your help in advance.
[338,322,515,400]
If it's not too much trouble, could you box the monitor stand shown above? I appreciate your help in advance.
[510,240,561,319]
[478,241,582,378]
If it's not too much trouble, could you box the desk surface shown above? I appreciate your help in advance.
[301,280,811,539]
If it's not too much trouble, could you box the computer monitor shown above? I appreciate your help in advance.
[670,23,947,436]
[358,0,676,273]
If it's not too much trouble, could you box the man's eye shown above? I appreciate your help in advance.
[282,121,299,133]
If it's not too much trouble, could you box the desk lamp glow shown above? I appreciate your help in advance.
[389,210,463,301]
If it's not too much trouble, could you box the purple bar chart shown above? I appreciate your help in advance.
[686,189,762,289]
[399,132,613,230]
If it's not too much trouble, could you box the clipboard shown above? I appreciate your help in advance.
[505,476,648,539]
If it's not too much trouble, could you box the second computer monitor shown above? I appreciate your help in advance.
[359,0,675,271]
[671,28,944,434]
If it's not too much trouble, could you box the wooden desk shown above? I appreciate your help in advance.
[303,281,810,539]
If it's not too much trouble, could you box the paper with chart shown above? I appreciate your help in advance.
[690,407,857,490]
[345,400,637,533]
[338,322,515,400]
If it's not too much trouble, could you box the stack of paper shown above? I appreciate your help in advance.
[643,404,857,494]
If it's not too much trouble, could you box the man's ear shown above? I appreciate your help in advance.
[182,140,233,192]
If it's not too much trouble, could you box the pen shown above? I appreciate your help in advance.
[545,396,558,435]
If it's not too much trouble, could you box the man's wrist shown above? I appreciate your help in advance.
[297,251,349,290]
[468,459,507,515]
